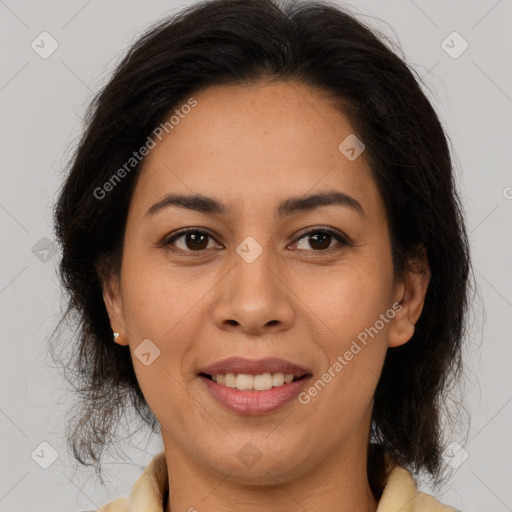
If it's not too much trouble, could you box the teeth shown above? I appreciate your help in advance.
[284,373,294,383]
[211,372,297,391]
[224,373,237,388]
[272,373,285,386]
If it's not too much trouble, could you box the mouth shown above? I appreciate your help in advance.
[199,371,310,391]
[197,357,312,414]
[198,356,312,390]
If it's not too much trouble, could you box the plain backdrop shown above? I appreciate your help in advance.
[0,0,511,511]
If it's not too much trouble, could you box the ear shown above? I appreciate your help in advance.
[388,246,431,348]
[96,256,129,347]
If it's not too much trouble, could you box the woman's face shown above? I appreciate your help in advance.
[104,80,427,485]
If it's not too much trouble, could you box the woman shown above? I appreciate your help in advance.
[52,0,471,510]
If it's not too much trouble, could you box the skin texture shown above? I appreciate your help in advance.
[102,80,430,512]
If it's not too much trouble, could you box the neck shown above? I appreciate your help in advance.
[162,420,379,512]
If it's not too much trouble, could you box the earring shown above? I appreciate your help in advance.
[113,332,120,341]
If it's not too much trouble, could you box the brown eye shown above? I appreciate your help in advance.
[165,229,219,252]
[292,229,347,252]
[182,232,209,250]
[163,227,347,256]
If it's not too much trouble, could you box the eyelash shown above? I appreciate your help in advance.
[162,227,349,256]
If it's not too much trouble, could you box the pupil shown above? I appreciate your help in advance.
[187,232,208,250]
[310,233,330,250]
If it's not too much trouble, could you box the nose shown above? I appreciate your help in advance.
[211,244,295,336]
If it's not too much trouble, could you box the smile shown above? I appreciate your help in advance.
[198,373,311,415]
[202,372,304,391]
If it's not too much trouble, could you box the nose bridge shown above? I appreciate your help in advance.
[235,237,274,296]
[212,234,294,332]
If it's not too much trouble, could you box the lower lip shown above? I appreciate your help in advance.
[199,375,311,415]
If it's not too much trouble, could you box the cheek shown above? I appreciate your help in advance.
[299,256,394,394]
[304,259,394,341]
[120,246,213,341]
[118,252,203,426]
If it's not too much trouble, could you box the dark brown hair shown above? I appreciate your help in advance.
[52,0,472,492]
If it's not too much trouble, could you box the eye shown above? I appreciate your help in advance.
[290,228,348,253]
[162,227,348,256]
[164,228,221,254]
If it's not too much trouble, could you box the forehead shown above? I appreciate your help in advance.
[131,80,382,219]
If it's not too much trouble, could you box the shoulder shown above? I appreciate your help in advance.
[378,464,458,511]
[414,491,459,511]
[91,451,168,512]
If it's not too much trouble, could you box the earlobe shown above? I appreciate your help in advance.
[388,248,431,348]
[100,271,129,346]
[112,331,128,346]
[388,320,415,348]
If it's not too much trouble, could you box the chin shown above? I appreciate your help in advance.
[199,436,314,484]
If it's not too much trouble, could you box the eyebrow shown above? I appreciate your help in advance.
[145,189,365,220]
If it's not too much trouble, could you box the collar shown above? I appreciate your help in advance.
[128,450,168,512]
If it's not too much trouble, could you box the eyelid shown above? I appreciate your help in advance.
[292,226,348,244]
[162,227,222,253]
[162,226,349,254]
[289,227,349,253]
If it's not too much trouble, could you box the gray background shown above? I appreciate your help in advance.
[0,0,511,510]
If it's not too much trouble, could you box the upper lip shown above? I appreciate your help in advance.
[199,357,311,377]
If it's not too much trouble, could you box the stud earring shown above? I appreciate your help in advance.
[113,332,120,341]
